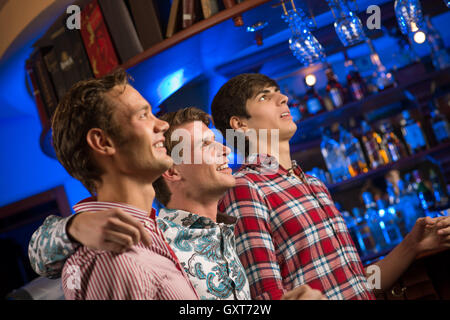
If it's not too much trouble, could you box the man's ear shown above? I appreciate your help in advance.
[86,128,115,156]
[162,166,181,182]
[229,116,248,131]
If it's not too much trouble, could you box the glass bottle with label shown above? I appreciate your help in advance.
[343,50,367,101]
[320,127,351,183]
[339,124,368,177]
[362,192,387,251]
[412,170,434,212]
[303,79,326,116]
[336,203,366,256]
[400,110,428,154]
[429,105,450,144]
[379,122,408,162]
[352,207,378,256]
[361,121,390,169]
[394,174,425,232]
[429,168,448,207]
[325,65,346,109]
[386,182,408,237]
[376,198,403,246]
[425,15,450,70]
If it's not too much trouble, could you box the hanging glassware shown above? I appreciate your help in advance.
[326,0,367,47]
[367,39,396,91]
[424,15,450,70]
[446,0,450,8]
[281,1,326,66]
[394,0,425,35]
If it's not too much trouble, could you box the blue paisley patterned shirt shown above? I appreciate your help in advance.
[28,209,251,300]
[157,208,250,300]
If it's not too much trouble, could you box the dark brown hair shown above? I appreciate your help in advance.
[153,107,211,206]
[211,73,278,136]
[52,69,130,194]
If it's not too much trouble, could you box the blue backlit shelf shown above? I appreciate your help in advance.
[326,141,450,194]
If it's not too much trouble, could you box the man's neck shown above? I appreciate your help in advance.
[166,195,219,222]
[96,174,155,214]
[253,140,292,170]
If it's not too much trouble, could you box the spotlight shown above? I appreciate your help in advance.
[413,31,426,44]
[305,74,317,87]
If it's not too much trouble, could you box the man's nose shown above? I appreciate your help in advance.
[276,91,288,106]
[155,118,169,133]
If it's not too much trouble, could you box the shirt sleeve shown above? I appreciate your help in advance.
[218,176,286,300]
[65,252,158,300]
[28,214,80,279]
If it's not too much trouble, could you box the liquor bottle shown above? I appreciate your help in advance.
[379,122,408,162]
[386,182,408,237]
[361,121,390,169]
[362,192,387,251]
[429,168,448,207]
[336,203,365,255]
[283,86,303,123]
[325,65,346,108]
[412,170,434,212]
[400,110,428,154]
[352,207,378,256]
[367,39,396,91]
[339,124,369,177]
[429,104,450,144]
[376,198,403,246]
[393,174,425,232]
[320,127,351,183]
[424,15,450,70]
[343,50,367,101]
[303,79,326,116]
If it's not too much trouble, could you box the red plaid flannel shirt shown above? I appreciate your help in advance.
[218,155,375,300]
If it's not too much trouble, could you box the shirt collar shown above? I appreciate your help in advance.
[242,153,304,177]
[159,208,236,228]
[74,197,156,221]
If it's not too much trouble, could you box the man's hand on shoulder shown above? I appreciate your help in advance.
[67,209,152,253]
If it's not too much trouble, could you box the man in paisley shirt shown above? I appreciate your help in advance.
[29,103,325,300]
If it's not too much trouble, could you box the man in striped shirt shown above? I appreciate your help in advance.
[29,106,325,300]
[50,69,198,300]
[210,73,450,300]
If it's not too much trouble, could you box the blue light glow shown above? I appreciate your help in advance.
[156,69,186,107]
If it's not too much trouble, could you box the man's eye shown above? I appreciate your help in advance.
[259,95,267,101]
[139,112,148,119]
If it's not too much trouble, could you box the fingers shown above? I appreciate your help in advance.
[101,241,127,254]
[281,285,307,300]
[104,229,138,249]
[281,285,326,300]
[112,210,152,247]
[437,226,450,237]
[436,217,450,229]
[299,289,326,300]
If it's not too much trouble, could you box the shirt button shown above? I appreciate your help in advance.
[143,221,151,228]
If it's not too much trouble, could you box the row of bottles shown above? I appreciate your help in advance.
[339,167,448,258]
[319,109,450,184]
[288,15,449,121]
[290,46,396,120]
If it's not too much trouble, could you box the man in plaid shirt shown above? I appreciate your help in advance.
[211,73,449,300]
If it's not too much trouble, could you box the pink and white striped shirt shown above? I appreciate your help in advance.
[62,201,199,300]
